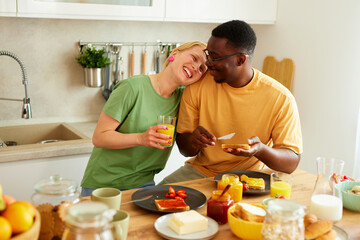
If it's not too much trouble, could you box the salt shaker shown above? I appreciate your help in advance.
[261,199,305,240]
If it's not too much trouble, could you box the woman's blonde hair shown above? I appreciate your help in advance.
[163,41,207,68]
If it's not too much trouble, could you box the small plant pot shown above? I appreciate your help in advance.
[84,68,105,87]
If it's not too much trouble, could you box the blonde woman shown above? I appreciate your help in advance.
[81,41,207,196]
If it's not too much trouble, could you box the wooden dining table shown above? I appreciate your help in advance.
[116,168,360,240]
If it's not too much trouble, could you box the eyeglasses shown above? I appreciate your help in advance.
[203,49,249,63]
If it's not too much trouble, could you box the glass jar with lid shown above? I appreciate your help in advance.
[207,190,234,224]
[261,199,305,240]
[62,201,116,240]
[31,174,81,206]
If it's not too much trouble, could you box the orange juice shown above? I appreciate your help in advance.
[217,174,242,202]
[270,181,291,199]
[217,174,239,190]
[157,124,175,147]
[228,183,243,202]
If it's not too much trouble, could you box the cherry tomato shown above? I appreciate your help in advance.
[175,196,182,200]
[168,186,176,194]
[279,196,287,199]
[177,192,187,198]
[242,183,248,191]
[176,190,186,195]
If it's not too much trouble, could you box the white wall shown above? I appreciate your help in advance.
[252,0,360,176]
[1,0,360,193]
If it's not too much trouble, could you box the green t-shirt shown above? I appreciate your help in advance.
[81,75,184,190]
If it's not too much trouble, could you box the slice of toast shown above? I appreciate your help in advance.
[221,144,251,150]
[240,174,265,190]
[154,199,190,211]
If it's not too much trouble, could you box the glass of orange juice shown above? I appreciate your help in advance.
[157,115,176,147]
[270,172,293,199]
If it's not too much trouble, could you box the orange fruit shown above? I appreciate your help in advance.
[2,203,33,234]
[0,216,12,240]
[11,201,36,218]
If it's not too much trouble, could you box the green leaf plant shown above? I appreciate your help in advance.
[76,46,112,68]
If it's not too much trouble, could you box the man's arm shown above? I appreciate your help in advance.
[176,126,216,157]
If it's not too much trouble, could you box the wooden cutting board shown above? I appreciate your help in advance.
[262,56,294,91]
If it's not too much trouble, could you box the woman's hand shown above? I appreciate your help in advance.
[138,125,173,149]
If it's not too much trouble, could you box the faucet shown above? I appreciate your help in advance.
[0,50,32,119]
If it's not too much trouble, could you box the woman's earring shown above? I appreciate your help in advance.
[168,56,174,62]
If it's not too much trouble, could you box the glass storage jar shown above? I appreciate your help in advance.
[207,190,234,224]
[261,199,305,240]
[62,201,116,240]
[31,174,80,205]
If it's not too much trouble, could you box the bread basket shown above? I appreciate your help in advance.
[11,208,41,240]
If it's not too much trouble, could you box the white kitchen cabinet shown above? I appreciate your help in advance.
[0,0,16,17]
[0,154,90,202]
[17,0,165,21]
[165,0,277,24]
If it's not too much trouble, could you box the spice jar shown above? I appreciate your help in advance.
[62,201,116,240]
[261,199,305,240]
[31,174,80,205]
[207,190,234,224]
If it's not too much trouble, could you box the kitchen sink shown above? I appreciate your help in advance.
[0,122,89,147]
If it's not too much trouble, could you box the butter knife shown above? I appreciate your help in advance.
[217,132,235,140]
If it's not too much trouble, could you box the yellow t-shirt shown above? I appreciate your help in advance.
[177,69,303,177]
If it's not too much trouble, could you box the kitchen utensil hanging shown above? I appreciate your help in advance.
[142,44,147,75]
[102,44,112,100]
[129,44,135,77]
[110,45,122,91]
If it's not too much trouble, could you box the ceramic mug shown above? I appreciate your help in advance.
[91,187,122,210]
[112,210,130,240]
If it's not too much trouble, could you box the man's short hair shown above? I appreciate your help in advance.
[212,20,257,56]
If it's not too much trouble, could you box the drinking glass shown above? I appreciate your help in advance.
[157,115,176,147]
[270,172,293,199]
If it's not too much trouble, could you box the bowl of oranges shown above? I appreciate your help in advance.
[0,199,40,240]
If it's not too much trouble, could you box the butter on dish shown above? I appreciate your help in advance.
[168,210,208,235]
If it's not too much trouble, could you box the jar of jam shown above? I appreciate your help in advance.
[217,174,243,202]
[207,190,234,224]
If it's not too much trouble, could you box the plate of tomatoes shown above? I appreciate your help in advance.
[131,185,207,213]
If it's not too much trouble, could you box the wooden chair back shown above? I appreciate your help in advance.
[262,56,294,91]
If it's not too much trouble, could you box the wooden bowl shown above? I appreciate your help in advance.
[11,208,41,240]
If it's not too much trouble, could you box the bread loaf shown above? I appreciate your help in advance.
[235,202,266,223]
[315,229,337,240]
[304,213,318,227]
[305,220,333,239]
[221,144,251,150]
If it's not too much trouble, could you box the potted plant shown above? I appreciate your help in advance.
[76,46,112,87]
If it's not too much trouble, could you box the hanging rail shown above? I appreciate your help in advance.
[78,40,180,51]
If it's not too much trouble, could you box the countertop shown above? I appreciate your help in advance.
[105,168,360,239]
[0,121,97,163]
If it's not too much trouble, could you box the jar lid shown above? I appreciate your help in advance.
[34,175,78,195]
[66,201,116,228]
[267,199,305,220]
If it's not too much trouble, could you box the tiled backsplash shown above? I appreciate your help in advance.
[0,17,217,121]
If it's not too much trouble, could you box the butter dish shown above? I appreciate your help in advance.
[154,213,218,240]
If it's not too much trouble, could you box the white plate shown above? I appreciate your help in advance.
[333,225,349,240]
[154,213,219,240]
